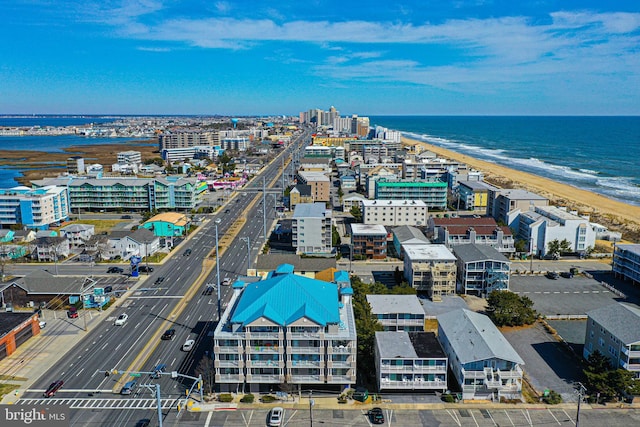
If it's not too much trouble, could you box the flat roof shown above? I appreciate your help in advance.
[293,202,330,218]
[366,295,424,315]
[404,244,456,262]
[0,313,35,340]
[362,199,427,207]
[351,224,387,235]
[376,331,446,359]
[496,188,547,200]
[459,180,496,191]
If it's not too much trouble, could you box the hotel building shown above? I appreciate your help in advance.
[0,186,69,230]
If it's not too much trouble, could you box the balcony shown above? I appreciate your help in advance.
[288,331,322,339]
[288,374,324,383]
[215,359,243,368]
[327,374,355,383]
[247,359,281,368]
[246,374,282,383]
[247,331,282,339]
[328,346,353,354]
[380,378,446,390]
[328,360,354,369]
[289,346,323,354]
[215,373,244,383]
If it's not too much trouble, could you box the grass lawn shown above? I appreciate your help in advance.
[0,383,21,400]
[54,219,131,234]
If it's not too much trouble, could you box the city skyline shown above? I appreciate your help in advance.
[1,1,639,116]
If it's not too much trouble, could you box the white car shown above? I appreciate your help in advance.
[222,277,232,286]
[114,313,129,326]
[39,320,47,329]
[214,218,222,224]
[182,339,195,351]
[268,407,284,427]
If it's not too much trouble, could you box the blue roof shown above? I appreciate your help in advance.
[275,264,295,275]
[232,280,245,289]
[231,273,340,327]
[339,287,353,296]
[334,270,350,284]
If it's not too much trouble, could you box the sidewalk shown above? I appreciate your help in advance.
[0,281,148,404]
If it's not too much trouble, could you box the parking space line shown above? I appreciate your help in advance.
[445,410,462,427]
[469,410,479,427]
[548,408,561,425]
[562,409,574,424]
[503,410,515,426]
[521,409,533,426]
[484,409,497,426]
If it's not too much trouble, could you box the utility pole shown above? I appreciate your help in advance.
[575,382,586,427]
[241,237,251,275]
[262,177,267,238]
[529,237,534,272]
[309,390,314,427]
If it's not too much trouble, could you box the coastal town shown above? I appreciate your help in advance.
[0,108,639,426]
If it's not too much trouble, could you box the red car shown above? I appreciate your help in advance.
[43,380,64,397]
[67,307,78,318]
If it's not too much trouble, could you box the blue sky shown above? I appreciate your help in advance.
[1,1,639,115]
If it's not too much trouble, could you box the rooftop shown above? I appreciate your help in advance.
[362,199,427,207]
[587,303,640,345]
[453,244,510,263]
[404,244,456,262]
[293,202,331,219]
[366,295,424,315]
[376,331,446,359]
[458,180,498,191]
[495,188,547,201]
[392,225,429,244]
[297,171,330,182]
[351,223,387,236]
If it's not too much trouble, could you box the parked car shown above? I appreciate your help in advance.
[135,420,150,427]
[120,380,137,395]
[182,339,195,352]
[114,313,129,326]
[104,285,113,293]
[560,272,574,279]
[39,320,47,329]
[43,380,64,398]
[67,307,78,319]
[546,271,559,280]
[161,329,176,340]
[107,266,124,274]
[368,407,385,424]
[268,407,284,427]
[138,265,154,273]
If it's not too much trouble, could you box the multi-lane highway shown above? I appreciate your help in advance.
[16,127,312,426]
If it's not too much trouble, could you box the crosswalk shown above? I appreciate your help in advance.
[17,398,178,410]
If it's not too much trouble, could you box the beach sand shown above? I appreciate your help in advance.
[402,137,640,242]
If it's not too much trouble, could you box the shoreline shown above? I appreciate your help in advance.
[402,136,640,242]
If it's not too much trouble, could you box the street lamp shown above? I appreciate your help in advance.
[215,224,221,320]
[529,237,534,273]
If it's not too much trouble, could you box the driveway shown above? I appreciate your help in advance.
[502,322,583,402]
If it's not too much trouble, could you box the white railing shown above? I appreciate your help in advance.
[380,379,446,389]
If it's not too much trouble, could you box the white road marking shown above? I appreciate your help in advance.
[548,409,561,425]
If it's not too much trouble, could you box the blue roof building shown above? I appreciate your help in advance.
[214,264,357,393]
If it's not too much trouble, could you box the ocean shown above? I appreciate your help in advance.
[370,116,640,207]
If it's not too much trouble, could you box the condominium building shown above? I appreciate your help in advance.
[351,224,387,260]
[66,156,85,174]
[117,151,142,165]
[453,244,511,296]
[367,295,425,332]
[288,185,314,209]
[213,264,357,393]
[296,171,330,202]
[487,188,548,228]
[374,178,448,210]
[430,217,515,254]
[362,199,428,227]
[584,303,640,379]
[0,185,69,229]
[392,225,430,260]
[158,129,217,151]
[375,331,447,392]
[457,180,497,211]
[518,206,596,257]
[612,244,640,286]
[292,203,332,256]
[438,309,525,401]
[31,176,207,212]
[403,244,456,301]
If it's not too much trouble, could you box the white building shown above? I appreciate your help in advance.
[59,224,95,248]
[518,205,596,257]
[213,264,357,393]
[117,151,142,164]
[612,244,640,286]
[362,199,428,227]
[403,244,457,301]
[292,203,333,256]
[106,229,160,261]
[367,295,425,332]
[375,331,447,392]
[438,309,524,401]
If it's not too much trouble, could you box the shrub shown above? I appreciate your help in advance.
[218,393,234,403]
[542,390,563,405]
[260,395,276,403]
[441,394,456,403]
[240,393,254,403]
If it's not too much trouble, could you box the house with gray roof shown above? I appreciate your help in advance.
[255,254,336,279]
[106,228,159,261]
[584,303,640,378]
[437,309,524,401]
[366,295,424,332]
[34,236,70,262]
[392,225,430,260]
[213,264,356,393]
[375,331,447,392]
[453,244,511,296]
[59,223,95,247]
[0,270,97,308]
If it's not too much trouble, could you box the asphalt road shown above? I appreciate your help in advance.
[18,128,313,426]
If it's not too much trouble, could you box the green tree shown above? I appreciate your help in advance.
[350,205,362,223]
[486,290,537,327]
[547,239,561,258]
[337,185,344,200]
[584,350,639,402]
[218,152,236,175]
[514,239,528,253]
[332,225,342,247]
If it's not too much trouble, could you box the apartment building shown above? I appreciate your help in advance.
[403,244,456,301]
[518,206,596,257]
[438,309,525,401]
[392,225,430,260]
[584,303,640,379]
[32,176,207,212]
[487,188,548,228]
[288,184,314,209]
[375,331,447,392]
[66,156,85,174]
[299,157,332,173]
[366,295,425,332]
[374,179,448,210]
[430,217,515,254]
[117,151,142,165]
[612,244,640,286]
[292,203,332,256]
[158,129,217,151]
[296,171,330,202]
[0,185,69,230]
[351,224,387,260]
[213,264,357,393]
[457,180,497,211]
[59,224,95,248]
[453,244,511,296]
[362,199,428,227]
